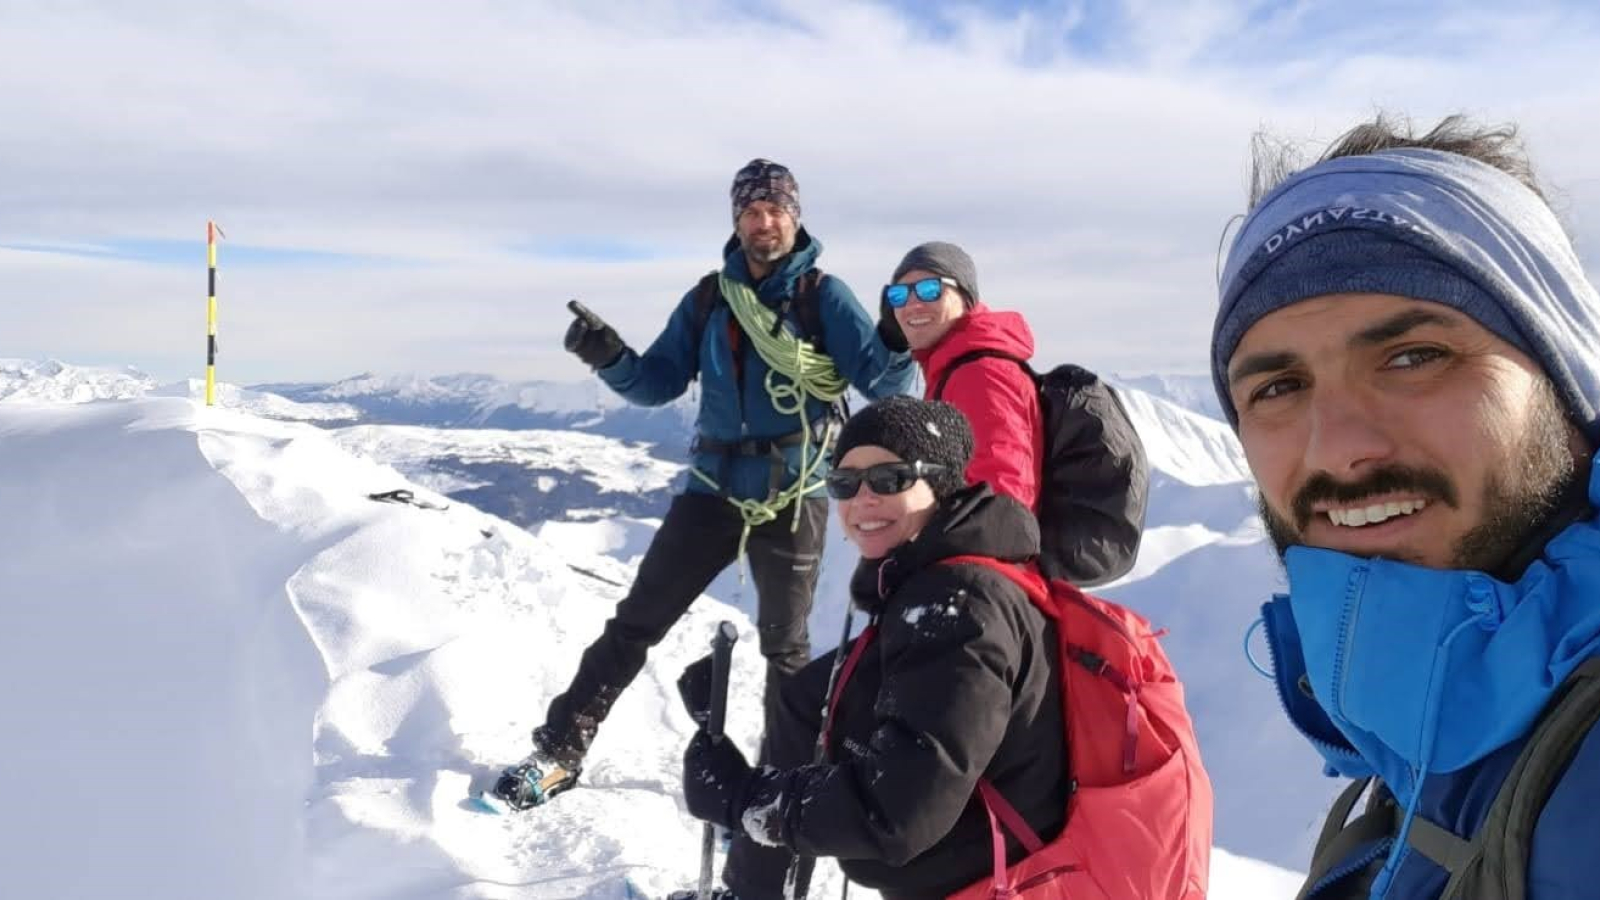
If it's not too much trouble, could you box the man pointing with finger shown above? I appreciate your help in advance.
[531,159,914,806]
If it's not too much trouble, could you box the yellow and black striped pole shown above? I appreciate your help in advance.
[205,220,223,405]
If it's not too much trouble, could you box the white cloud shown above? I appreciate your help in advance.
[3,0,1597,383]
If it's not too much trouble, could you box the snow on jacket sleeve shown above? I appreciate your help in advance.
[814,276,917,400]
[938,358,1042,511]
[772,567,1021,866]
[596,289,699,407]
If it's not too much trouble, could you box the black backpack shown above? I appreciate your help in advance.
[933,351,1148,588]
[1296,658,1600,900]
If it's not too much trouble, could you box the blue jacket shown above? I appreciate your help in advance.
[598,229,915,502]
[1262,455,1600,899]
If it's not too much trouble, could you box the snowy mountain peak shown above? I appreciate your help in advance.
[0,357,157,403]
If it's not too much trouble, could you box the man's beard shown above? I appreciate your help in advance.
[1258,378,1583,575]
[742,234,793,266]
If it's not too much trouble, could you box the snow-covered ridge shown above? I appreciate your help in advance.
[1114,383,1252,488]
[0,358,361,422]
[153,377,363,422]
[0,397,1306,897]
[0,358,1329,872]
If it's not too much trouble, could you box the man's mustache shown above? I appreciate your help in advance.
[1291,465,1459,530]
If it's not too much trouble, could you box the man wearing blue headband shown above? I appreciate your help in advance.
[1213,115,1600,899]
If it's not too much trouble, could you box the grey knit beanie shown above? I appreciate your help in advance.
[892,241,980,308]
[832,396,974,498]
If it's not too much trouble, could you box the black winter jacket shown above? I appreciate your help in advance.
[767,485,1069,899]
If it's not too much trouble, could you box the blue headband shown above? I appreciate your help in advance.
[1212,148,1600,441]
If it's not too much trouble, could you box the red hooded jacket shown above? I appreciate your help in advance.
[915,304,1045,511]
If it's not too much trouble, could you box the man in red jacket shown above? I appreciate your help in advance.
[877,242,1045,511]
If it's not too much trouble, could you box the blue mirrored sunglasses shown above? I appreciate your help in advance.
[882,276,958,309]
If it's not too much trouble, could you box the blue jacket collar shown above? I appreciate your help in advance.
[1263,455,1600,795]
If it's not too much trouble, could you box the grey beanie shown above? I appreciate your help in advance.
[832,396,974,499]
[1213,148,1600,440]
[892,241,980,308]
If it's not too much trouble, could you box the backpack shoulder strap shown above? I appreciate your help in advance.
[1436,657,1600,900]
[1295,777,1391,900]
[690,271,722,347]
[939,554,1048,604]
[931,349,1037,400]
[793,268,827,352]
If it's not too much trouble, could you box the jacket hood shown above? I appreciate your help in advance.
[849,484,1040,614]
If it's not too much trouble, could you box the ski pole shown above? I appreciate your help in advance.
[700,621,739,900]
[782,605,856,900]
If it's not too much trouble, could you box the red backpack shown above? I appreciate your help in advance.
[939,556,1212,900]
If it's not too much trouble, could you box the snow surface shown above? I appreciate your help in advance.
[0,394,1311,898]
[329,425,680,498]
[1112,373,1225,424]
[0,357,157,402]
[287,372,689,424]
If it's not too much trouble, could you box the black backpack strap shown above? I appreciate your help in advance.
[931,349,1037,400]
[690,271,722,347]
[1437,657,1600,900]
[795,269,826,351]
[1296,778,1391,900]
[1315,778,1374,859]
[1294,660,1600,900]
[1407,816,1475,873]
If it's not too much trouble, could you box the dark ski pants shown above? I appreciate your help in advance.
[540,491,827,762]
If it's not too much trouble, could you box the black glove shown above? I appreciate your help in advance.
[676,653,715,727]
[877,296,909,353]
[682,729,756,831]
[564,300,626,370]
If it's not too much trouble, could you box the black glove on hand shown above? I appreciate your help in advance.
[877,296,910,353]
[564,300,626,370]
[682,729,756,831]
[676,654,714,728]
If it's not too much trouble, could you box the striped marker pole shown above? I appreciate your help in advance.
[205,221,222,405]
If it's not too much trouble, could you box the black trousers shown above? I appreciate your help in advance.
[540,491,828,761]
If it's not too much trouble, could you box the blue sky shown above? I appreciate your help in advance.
[2,239,399,269]
[3,0,1598,385]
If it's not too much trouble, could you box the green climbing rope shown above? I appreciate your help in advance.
[689,272,849,560]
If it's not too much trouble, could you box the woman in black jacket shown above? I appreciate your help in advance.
[681,395,1069,900]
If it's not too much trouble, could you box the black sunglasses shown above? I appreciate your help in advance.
[825,460,945,500]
